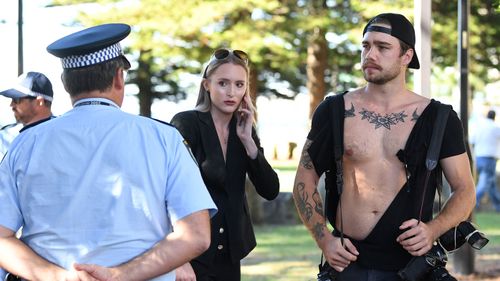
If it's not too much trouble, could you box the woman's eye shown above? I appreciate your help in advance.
[236,82,245,88]
[218,81,227,87]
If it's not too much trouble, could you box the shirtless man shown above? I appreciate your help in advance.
[293,13,475,280]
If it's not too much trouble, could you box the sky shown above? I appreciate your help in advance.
[0,1,310,160]
[0,1,208,123]
[0,1,83,124]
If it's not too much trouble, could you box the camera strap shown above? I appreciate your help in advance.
[330,93,345,246]
[417,103,451,221]
[318,93,346,270]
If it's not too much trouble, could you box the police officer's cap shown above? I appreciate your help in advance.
[47,23,131,69]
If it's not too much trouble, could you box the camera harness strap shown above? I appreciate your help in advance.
[319,94,346,268]
[418,103,451,222]
[331,94,345,245]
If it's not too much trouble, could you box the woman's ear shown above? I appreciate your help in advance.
[202,79,210,93]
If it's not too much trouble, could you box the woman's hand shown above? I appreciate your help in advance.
[236,94,258,159]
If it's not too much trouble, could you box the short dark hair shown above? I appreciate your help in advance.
[368,17,412,58]
[61,57,128,97]
[487,110,496,120]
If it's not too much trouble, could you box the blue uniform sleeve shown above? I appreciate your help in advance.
[0,153,23,232]
[164,131,217,223]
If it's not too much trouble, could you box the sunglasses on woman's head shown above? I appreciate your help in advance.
[203,49,249,78]
[211,49,249,65]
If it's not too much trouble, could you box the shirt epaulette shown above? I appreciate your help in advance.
[1,123,19,131]
[150,117,175,128]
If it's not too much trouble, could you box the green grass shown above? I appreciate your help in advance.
[241,212,500,281]
[475,212,500,245]
[272,165,298,172]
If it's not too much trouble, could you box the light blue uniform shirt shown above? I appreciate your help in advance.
[0,98,216,281]
[0,123,22,158]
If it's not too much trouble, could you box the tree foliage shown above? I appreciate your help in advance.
[48,0,499,115]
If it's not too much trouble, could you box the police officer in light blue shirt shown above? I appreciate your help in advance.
[0,71,55,158]
[0,23,216,281]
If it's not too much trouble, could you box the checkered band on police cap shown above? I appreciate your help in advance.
[47,23,131,69]
[61,43,124,69]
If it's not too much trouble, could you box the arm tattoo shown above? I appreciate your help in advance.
[345,103,355,117]
[411,108,420,121]
[300,140,313,170]
[359,108,408,130]
[313,223,326,240]
[295,182,313,221]
[312,189,324,216]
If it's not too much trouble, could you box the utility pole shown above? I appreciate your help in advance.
[18,0,23,76]
[452,0,475,275]
[413,0,431,98]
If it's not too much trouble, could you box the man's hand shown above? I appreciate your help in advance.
[73,263,121,281]
[397,218,437,256]
[175,263,196,281]
[321,235,358,272]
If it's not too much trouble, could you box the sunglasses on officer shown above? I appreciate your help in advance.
[11,96,36,104]
[203,49,249,78]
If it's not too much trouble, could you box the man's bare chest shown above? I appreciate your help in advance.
[342,103,419,160]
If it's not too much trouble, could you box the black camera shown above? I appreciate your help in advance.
[439,221,489,251]
[398,244,457,281]
[317,261,338,281]
[398,221,489,281]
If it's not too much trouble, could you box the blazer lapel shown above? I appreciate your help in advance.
[197,111,227,184]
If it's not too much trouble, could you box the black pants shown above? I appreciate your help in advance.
[337,263,401,281]
[191,248,240,281]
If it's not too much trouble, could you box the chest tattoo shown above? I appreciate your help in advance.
[411,109,420,121]
[345,103,356,117]
[359,108,409,130]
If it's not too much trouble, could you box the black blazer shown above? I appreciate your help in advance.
[171,110,280,263]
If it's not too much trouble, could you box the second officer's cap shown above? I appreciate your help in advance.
[47,23,131,69]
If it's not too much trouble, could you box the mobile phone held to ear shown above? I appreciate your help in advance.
[238,100,247,126]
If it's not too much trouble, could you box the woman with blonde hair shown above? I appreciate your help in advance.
[171,49,279,281]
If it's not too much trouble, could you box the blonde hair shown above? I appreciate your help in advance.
[195,50,256,119]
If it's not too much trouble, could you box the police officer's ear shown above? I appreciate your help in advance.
[113,67,125,92]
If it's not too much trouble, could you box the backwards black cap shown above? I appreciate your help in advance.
[363,13,420,69]
[47,23,131,69]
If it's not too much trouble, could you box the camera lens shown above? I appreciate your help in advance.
[468,231,489,250]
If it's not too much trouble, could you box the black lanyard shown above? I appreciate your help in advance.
[74,100,114,107]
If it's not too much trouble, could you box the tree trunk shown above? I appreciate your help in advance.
[451,143,476,273]
[137,49,153,117]
[306,28,328,119]
[246,66,264,224]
